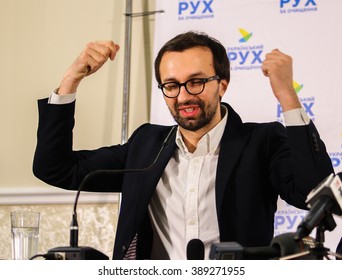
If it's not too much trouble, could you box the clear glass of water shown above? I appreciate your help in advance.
[10,211,40,260]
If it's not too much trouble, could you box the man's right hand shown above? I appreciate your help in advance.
[58,41,120,95]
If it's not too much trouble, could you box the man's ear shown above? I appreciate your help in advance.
[219,79,229,98]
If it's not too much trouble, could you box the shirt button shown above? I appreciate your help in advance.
[190,187,196,192]
[189,221,195,225]
[193,159,199,164]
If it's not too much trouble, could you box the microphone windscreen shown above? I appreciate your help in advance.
[271,232,315,259]
[187,239,204,260]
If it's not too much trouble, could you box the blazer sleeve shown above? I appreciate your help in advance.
[32,98,134,192]
[269,120,334,209]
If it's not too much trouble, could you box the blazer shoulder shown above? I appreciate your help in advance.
[127,123,177,145]
[243,121,286,135]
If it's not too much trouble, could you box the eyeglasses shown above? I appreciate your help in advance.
[158,75,220,98]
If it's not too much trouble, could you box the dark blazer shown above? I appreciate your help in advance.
[336,237,342,259]
[33,99,333,259]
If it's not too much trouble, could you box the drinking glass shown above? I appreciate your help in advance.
[10,211,40,260]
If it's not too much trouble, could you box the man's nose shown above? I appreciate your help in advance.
[177,84,193,102]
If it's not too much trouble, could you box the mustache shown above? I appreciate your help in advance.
[175,99,205,110]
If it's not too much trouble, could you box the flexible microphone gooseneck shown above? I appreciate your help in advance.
[48,126,177,260]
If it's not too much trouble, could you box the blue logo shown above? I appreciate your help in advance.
[238,28,253,43]
[274,207,307,236]
[329,152,342,168]
[280,0,317,14]
[277,96,315,123]
[227,29,264,71]
[178,0,215,21]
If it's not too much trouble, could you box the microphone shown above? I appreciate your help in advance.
[47,126,177,260]
[209,232,315,260]
[294,173,342,241]
[187,239,205,260]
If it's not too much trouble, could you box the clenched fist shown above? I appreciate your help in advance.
[262,49,301,112]
[58,41,120,95]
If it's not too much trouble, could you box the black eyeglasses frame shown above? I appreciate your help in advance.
[158,75,221,98]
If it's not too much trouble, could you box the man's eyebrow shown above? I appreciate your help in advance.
[162,72,207,83]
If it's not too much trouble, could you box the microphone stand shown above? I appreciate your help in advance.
[282,211,341,260]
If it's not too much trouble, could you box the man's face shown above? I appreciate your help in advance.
[159,47,227,133]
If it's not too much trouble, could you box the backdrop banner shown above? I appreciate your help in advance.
[150,0,342,256]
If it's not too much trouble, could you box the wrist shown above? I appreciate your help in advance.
[277,91,302,112]
[58,76,81,95]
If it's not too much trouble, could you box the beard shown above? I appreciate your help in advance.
[168,93,221,132]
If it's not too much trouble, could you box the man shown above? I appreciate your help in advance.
[33,31,333,259]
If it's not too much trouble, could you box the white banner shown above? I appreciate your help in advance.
[151,0,342,253]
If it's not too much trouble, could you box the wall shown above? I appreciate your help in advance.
[0,0,156,259]
[0,203,118,260]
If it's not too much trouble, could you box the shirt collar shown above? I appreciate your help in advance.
[175,105,228,157]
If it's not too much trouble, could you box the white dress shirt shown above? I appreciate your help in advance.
[148,106,228,259]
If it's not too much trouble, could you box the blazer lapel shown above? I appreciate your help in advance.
[215,104,251,217]
[137,128,178,208]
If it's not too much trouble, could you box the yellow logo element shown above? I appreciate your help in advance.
[239,28,253,43]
